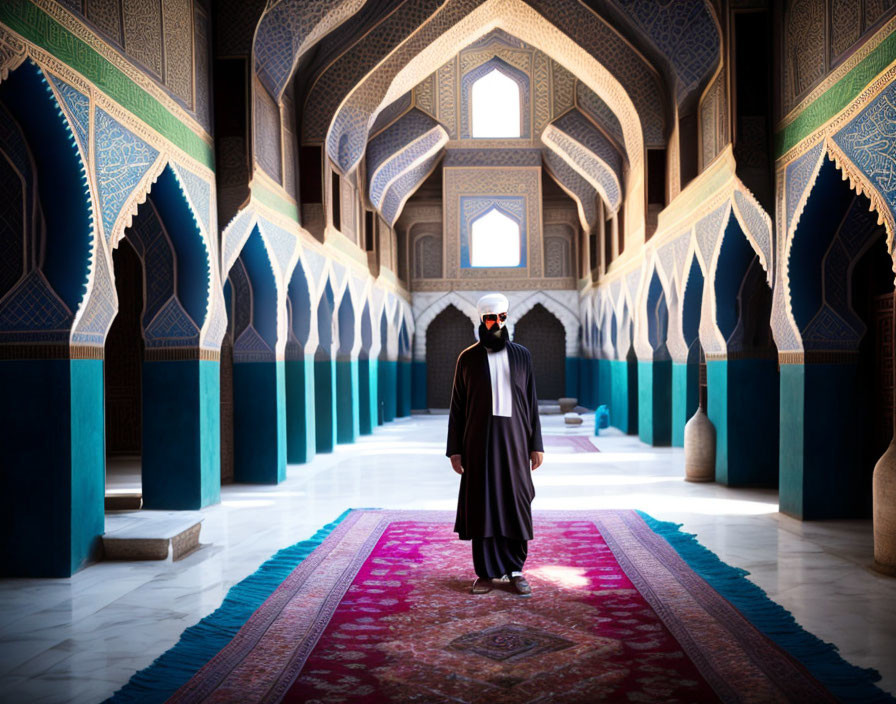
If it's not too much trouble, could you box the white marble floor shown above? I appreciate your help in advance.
[1,413,895,703]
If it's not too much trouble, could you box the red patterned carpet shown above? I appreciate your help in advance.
[168,510,835,703]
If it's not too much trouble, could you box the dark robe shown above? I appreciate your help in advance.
[447,340,544,541]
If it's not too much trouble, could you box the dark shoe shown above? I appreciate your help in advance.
[471,577,493,594]
[511,575,532,597]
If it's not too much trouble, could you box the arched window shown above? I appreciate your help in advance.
[471,69,520,138]
[471,208,521,267]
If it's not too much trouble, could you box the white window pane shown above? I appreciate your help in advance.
[471,69,520,138]
[471,208,521,267]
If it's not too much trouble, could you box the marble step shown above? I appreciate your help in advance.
[103,511,204,561]
[104,493,143,511]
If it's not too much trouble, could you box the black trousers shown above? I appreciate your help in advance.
[472,536,528,579]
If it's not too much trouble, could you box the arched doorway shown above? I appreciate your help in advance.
[105,239,144,505]
[673,257,705,446]
[785,157,893,517]
[639,270,671,446]
[513,303,566,400]
[711,215,778,487]
[426,305,475,409]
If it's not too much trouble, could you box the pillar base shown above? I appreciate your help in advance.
[142,358,220,509]
[638,359,672,446]
[233,360,286,483]
[0,357,104,576]
[285,355,315,463]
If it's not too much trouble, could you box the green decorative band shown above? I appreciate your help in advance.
[0,1,214,169]
[253,182,299,223]
[775,30,896,158]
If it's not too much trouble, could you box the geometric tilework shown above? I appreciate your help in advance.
[542,124,621,211]
[608,0,720,104]
[369,90,414,136]
[381,149,444,225]
[575,81,624,148]
[366,108,441,206]
[733,189,773,280]
[785,140,825,235]
[0,270,72,336]
[171,162,212,236]
[546,109,622,210]
[254,0,368,101]
[552,110,622,182]
[832,80,896,236]
[94,107,159,243]
[541,147,598,229]
[258,217,298,280]
[695,203,728,266]
[143,295,200,348]
[49,75,90,158]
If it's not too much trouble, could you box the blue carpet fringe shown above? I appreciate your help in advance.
[105,509,355,704]
[638,511,894,704]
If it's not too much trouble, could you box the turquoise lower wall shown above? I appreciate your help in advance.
[142,360,221,509]
[314,357,337,453]
[671,362,699,447]
[380,360,397,422]
[707,358,778,487]
[285,356,315,463]
[358,357,373,435]
[336,358,360,444]
[233,360,286,483]
[597,359,612,409]
[566,357,580,402]
[779,365,805,518]
[779,363,870,519]
[412,360,427,410]
[69,359,105,575]
[638,360,672,446]
[0,359,103,577]
[609,360,631,433]
[397,360,411,417]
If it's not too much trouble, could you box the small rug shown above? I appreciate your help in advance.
[542,435,599,452]
[110,510,891,703]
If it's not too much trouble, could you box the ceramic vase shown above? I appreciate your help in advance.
[873,437,896,575]
[684,406,715,482]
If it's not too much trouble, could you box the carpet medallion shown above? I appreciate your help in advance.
[154,510,848,703]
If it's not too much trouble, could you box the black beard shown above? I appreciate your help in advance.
[478,323,508,351]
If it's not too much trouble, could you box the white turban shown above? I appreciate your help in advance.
[477,293,509,318]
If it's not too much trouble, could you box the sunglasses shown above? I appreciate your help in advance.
[482,312,508,323]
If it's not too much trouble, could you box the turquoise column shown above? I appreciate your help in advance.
[0,357,104,577]
[597,358,612,408]
[638,359,672,446]
[671,361,699,447]
[358,357,372,435]
[779,362,865,519]
[397,359,412,417]
[314,356,337,452]
[336,356,360,444]
[609,359,631,433]
[566,357,580,402]
[142,358,221,508]
[412,359,427,410]
[233,360,286,483]
[380,359,397,422]
[285,354,315,463]
[707,357,778,487]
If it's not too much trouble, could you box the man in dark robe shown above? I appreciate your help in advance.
[447,293,544,596]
